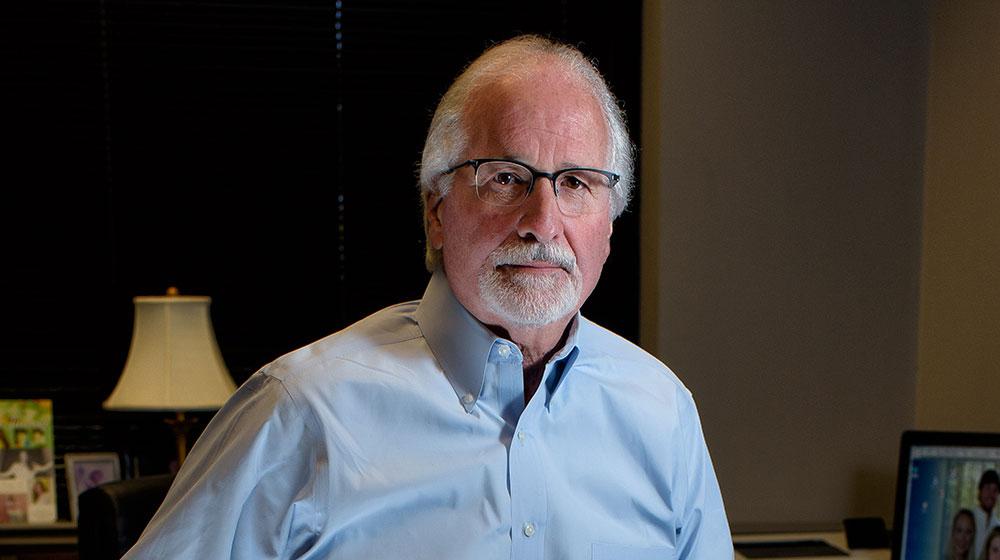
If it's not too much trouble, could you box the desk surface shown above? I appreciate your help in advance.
[734,532,890,560]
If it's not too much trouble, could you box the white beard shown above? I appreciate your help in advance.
[478,239,581,327]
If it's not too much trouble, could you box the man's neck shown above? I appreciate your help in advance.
[499,319,575,404]
[488,316,573,370]
[511,321,571,404]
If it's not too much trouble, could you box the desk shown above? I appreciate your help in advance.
[0,522,78,560]
[734,531,890,560]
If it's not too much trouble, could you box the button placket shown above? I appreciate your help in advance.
[509,400,546,558]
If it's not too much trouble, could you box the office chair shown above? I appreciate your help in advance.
[77,473,174,560]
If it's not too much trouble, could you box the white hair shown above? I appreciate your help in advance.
[418,35,635,271]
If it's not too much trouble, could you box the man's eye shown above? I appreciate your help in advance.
[560,175,589,190]
[492,172,523,186]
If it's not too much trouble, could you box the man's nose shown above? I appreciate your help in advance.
[515,177,563,243]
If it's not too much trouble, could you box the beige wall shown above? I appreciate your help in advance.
[643,0,1000,531]
[642,1,929,531]
[916,3,1000,431]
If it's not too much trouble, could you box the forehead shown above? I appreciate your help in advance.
[463,64,608,165]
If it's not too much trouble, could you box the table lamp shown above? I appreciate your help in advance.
[104,287,236,466]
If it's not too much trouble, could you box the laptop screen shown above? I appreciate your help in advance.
[893,431,1000,560]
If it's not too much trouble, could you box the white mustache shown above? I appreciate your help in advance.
[490,241,576,271]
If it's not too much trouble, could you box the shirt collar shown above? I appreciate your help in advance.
[415,270,499,412]
[414,269,582,412]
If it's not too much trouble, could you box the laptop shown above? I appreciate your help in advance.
[892,430,1000,560]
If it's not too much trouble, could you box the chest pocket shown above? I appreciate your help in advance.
[591,542,676,560]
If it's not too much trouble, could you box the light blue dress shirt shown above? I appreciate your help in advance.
[125,271,731,559]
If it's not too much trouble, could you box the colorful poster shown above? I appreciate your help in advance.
[0,400,56,523]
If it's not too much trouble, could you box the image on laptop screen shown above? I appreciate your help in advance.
[893,431,1000,560]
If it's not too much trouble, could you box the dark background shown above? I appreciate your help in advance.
[2,0,640,520]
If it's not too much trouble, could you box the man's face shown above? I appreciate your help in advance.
[427,64,613,332]
[980,482,999,510]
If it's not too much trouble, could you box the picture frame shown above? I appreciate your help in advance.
[0,399,57,524]
[65,452,121,522]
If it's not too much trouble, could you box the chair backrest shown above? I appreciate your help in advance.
[77,473,174,560]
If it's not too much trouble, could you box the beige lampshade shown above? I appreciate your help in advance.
[104,293,236,411]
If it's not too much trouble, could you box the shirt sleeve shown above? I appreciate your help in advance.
[122,371,324,560]
[675,390,733,559]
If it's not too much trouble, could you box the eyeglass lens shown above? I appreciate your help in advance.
[474,161,610,215]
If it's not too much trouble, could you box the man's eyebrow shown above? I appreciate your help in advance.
[487,154,595,171]
[495,155,588,169]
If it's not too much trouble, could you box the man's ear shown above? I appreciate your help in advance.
[426,192,445,250]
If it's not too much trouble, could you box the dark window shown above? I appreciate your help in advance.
[3,0,640,494]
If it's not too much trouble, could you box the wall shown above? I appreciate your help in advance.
[916,3,1000,432]
[642,1,929,530]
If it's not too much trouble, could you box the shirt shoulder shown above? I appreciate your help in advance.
[257,300,429,393]
[577,316,692,396]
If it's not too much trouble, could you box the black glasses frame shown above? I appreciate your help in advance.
[442,158,620,196]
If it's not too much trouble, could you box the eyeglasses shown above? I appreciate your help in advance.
[442,158,619,216]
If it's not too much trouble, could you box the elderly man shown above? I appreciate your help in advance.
[124,35,730,559]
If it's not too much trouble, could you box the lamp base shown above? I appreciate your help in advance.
[164,411,198,466]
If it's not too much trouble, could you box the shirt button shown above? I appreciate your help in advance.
[522,522,536,537]
[517,431,526,442]
[498,345,511,358]
[461,393,475,405]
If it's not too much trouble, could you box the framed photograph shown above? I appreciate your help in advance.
[65,452,121,521]
[0,399,56,524]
